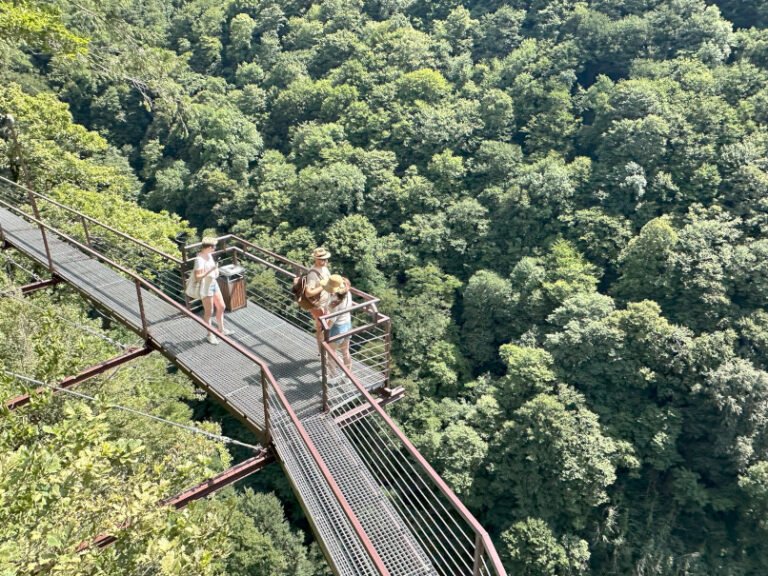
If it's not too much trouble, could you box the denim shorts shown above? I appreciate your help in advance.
[204,280,219,298]
[330,321,352,341]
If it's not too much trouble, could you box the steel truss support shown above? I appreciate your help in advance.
[82,450,274,550]
[5,345,153,411]
[19,276,61,295]
[161,450,275,508]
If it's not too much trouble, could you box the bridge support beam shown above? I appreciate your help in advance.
[19,276,61,296]
[161,450,275,507]
[5,345,153,411]
[82,450,274,550]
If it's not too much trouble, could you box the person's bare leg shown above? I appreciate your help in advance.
[202,296,217,343]
[214,291,225,330]
[202,296,212,327]
[341,339,352,371]
[327,344,340,379]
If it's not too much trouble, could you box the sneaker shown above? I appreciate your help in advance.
[221,327,234,336]
[206,333,219,345]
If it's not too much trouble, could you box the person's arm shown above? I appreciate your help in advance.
[304,271,323,298]
[194,257,205,279]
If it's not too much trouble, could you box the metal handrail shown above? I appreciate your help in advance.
[198,244,391,336]
[0,195,391,576]
[319,299,381,324]
[188,234,380,304]
[321,340,508,576]
[0,175,182,265]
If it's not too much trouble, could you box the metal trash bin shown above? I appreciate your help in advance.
[216,264,247,312]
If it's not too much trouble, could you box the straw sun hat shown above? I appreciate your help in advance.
[201,236,218,247]
[320,274,347,294]
[312,247,332,260]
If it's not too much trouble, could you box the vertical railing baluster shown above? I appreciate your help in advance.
[261,370,271,445]
[135,278,148,339]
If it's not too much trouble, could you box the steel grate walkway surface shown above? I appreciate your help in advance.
[0,206,441,576]
[271,412,436,576]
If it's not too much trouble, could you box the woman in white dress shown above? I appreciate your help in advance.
[194,237,233,344]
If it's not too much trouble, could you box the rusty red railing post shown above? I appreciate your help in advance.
[180,244,190,308]
[80,214,92,247]
[383,317,392,389]
[473,531,485,576]
[261,370,271,445]
[320,314,333,413]
[321,342,329,413]
[25,189,54,272]
[134,277,148,339]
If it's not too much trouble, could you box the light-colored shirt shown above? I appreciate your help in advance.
[308,265,331,307]
[326,291,352,326]
[194,255,218,294]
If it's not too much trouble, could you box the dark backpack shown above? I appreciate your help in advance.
[291,271,321,311]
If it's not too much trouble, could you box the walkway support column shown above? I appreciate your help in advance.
[261,371,271,445]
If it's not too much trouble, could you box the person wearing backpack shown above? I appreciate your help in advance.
[303,247,331,354]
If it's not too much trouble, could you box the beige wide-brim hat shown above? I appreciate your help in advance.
[201,236,218,247]
[321,274,347,294]
[312,247,331,260]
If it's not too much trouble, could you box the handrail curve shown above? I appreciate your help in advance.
[322,341,507,576]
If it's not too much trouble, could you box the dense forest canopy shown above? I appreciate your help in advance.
[4,0,768,574]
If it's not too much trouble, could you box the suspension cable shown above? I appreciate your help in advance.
[0,250,43,281]
[3,370,262,452]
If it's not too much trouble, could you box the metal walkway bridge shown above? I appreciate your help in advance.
[0,176,506,576]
